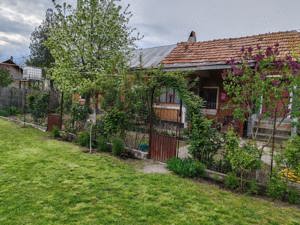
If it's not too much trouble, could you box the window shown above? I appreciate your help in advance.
[200,87,219,109]
[159,88,180,104]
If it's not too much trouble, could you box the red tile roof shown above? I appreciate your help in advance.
[162,31,300,66]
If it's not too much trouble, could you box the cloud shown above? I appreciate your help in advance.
[0,0,53,63]
[1,0,300,64]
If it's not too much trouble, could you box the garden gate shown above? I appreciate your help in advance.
[150,132,178,162]
[149,102,183,162]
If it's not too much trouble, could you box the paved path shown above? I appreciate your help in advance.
[141,160,169,174]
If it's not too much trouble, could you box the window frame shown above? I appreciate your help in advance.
[200,86,220,110]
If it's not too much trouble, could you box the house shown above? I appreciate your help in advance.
[0,57,23,88]
[131,31,300,138]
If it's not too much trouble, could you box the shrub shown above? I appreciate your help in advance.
[266,176,287,200]
[103,108,128,138]
[97,136,110,152]
[51,126,60,138]
[280,136,300,176]
[71,103,90,123]
[77,131,90,147]
[225,130,261,190]
[224,172,239,190]
[112,138,125,156]
[246,180,259,195]
[8,106,19,116]
[287,188,300,204]
[166,158,206,178]
[188,117,222,166]
[0,109,10,117]
[27,93,49,122]
[0,107,20,117]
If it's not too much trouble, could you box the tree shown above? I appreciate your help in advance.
[223,44,300,175]
[27,8,55,70]
[0,68,13,87]
[45,0,138,96]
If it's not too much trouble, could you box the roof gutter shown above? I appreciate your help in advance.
[162,60,256,71]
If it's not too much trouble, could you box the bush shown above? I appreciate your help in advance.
[71,103,90,123]
[224,173,239,190]
[287,188,300,204]
[103,108,129,138]
[188,117,222,166]
[77,131,90,147]
[0,109,10,117]
[112,138,125,156]
[246,180,259,195]
[27,93,49,122]
[266,176,287,200]
[8,106,19,116]
[282,136,300,176]
[225,130,261,190]
[0,107,20,117]
[97,136,110,152]
[166,158,206,178]
[51,126,60,138]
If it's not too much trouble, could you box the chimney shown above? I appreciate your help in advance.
[10,56,13,61]
[188,31,197,43]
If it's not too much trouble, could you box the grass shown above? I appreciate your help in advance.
[0,119,299,225]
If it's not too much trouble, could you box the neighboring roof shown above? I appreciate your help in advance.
[0,58,23,71]
[130,44,176,69]
[162,31,300,68]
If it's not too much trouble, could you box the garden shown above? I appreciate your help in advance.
[0,119,300,225]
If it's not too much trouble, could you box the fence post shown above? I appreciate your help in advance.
[23,89,27,127]
[60,92,64,129]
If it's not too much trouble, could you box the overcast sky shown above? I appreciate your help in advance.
[1,0,300,65]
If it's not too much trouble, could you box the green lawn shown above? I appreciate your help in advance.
[0,119,299,225]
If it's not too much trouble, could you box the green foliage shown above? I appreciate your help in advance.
[167,158,206,178]
[51,126,60,138]
[46,0,137,94]
[112,137,125,156]
[0,68,13,87]
[224,128,239,154]
[27,9,55,70]
[266,176,287,200]
[96,136,110,152]
[27,92,49,122]
[188,117,222,165]
[246,180,259,195]
[225,130,261,190]
[1,119,300,224]
[0,109,9,117]
[76,131,90,147]
[0,106,20,117]
[103,108,128,138]
[280,136,300,175]
[287,188,300,205]
[224,173,239,190]
[71,103,90,123]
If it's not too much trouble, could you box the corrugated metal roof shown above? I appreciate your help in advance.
[130,44,176,69]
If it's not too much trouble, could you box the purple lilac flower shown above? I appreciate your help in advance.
[256,44,262,50]
[265,47,273,57]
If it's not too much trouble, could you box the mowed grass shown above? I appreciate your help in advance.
[0,119,299,225]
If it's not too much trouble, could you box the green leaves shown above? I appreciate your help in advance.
[0,68,13,87]
[46,0,137,94]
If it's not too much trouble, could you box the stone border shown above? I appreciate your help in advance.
[0,116,47,132]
